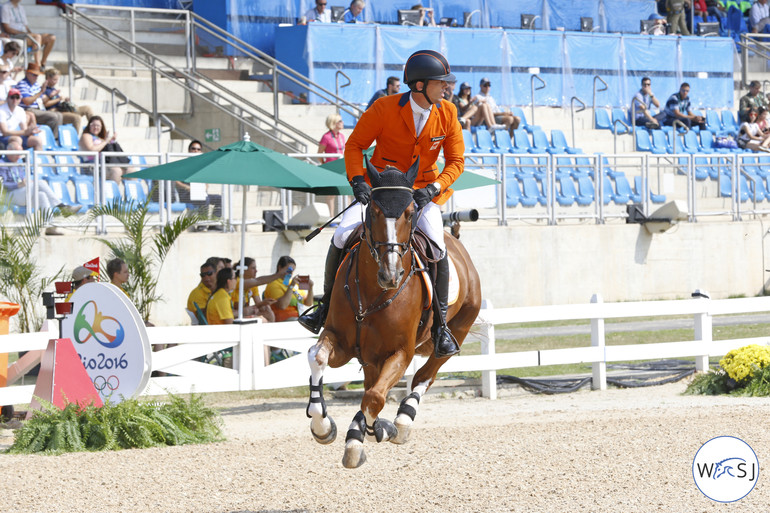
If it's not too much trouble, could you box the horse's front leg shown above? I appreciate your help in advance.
[392,379,430,444]
[342,351,406,468]
[307,331,338,445]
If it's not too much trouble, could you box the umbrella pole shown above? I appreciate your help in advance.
[237,186,247,321]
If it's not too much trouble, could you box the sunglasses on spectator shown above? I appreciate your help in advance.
[200,270,214,277]
[8,94,20,99]
[189,146,202,152]
[643,82,651,86]
[0,70,8,74]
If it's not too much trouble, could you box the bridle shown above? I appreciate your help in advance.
[362,185,420,264]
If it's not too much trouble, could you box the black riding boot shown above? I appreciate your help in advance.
[298,244,343,334]
[432,254,460,358]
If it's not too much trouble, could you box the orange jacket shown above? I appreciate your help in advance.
[344,92,465,205]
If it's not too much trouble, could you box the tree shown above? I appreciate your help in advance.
[86,198,206,322]
[0,209,63,333]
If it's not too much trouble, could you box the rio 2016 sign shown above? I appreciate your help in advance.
[61,282,151,403]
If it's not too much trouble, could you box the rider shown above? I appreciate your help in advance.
[298,49,465,358]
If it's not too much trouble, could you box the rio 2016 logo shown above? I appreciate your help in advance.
[693,436,759,503]
[73,300,125,349]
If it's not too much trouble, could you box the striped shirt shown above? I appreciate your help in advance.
[15,77,43,110]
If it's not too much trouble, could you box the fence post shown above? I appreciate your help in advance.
[590,293,607,390]
[237,323,254,391]
[693,290,712,372]
[479,302,497,399]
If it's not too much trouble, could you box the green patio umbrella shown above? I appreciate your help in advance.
[320,147,500,192]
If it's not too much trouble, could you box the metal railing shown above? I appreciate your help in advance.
[570,96,586,148]
[592,76,607,129]
[530,74,546,126]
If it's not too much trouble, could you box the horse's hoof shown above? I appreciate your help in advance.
[391,418,411,445]
[310,416,337,445]
[342,441,366,468]
[373,418,397,443]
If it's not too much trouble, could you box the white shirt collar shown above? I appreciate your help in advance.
[409,93,432,135]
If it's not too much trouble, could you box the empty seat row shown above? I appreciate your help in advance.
[463,127,581,156]
[635,128,747,155]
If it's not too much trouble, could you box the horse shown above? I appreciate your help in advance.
[306,157,482,468]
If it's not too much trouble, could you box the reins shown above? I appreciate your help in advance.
[343,186,429,366]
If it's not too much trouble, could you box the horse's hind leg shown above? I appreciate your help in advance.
[392,379,430,444]
[307,333,338,444]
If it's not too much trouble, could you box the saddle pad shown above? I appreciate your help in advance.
[414,253,460,308]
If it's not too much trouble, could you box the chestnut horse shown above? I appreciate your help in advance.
[306,159,482,468]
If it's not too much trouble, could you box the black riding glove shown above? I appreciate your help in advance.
[350,175,371,205]
[413,183,439,209]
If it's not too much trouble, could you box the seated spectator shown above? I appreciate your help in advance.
[343,0,365,23]
[449,81,478,130]
[0,140,80,212]
[106,257,129,294]
[263,256,314,322]
[631,77,661,129]
[366,76,400,110]
[305,0,330,22]
[758,106,770,134]
[66,266,97,300]
[738,108,770,152]
[164,140,222,226]
[472,78,520,135]
[660,82,706,130]
[645,13,668,35]
[231,257,278,322]
[0,41,22,82]
[206,268,238,325]
[751,0,770,33]
[705,0,726,18]
[186,261,216,318]
[0,88,41,150]
[16,62,62,135]
[1,0,56,68]
[78,115,136,184]
[41,68,93,132]
[0,65,12,93]
[410,4,436,26]
[666,0,691,35]
[739,81,767,122]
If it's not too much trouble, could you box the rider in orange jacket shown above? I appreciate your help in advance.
[299,49,465,358]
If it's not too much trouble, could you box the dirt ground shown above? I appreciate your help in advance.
[1,380,769,513]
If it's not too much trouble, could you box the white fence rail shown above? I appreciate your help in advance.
[2,294,770,406]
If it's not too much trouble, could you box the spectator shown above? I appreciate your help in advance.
[737,108,770,151]
[305,0,331,22]
[366,76,400,110]
[106,257,129,293]
[16,62,62,135]
[169,140,223,228]
[739,81,768,122]
[0,65,12,93]
[231,256,277,322]
[318,113,345,164]
[343,0,365,23]
[751,0,770,33]
[67,266,97,299]
[666,0,691,35]
[631,76,662,129]
[758,106,770,134]
[41,68,94,132]
[206,267,237,325]
[186,261,216,318]
[645,13,668,35]
[0,88,41,150]
[449,81,478,130]
[472,77,520,135]
[0,140,80,213]
[78,115,135,184]
[263,256,314,322]
[0,41,22,82]
[1,0,56,68]
[660,82,706,130]
[411,4,436,26]
[206,256,225,273]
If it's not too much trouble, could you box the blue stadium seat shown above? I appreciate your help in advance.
[45,175,76,208]
[462,129,476,152]
[72,179,95,210]
[518,174,546,206]
[511,107,540,134]
[551,129,580,154]
[650,130,671,154]
[635,128,652,152]
[693,157,713,181]
[611,108,630,134]
[611,172,634,202]
[123,179,147,205]
[529,129,552,154]
[721,111,740,134]
[36,124,60,151]
[57,124,79,151]
[595,108,612,130]
[705,110,726,135]
[54,155,82,180]
[34,153,54,180]
[512,129,534,153]
[493,129,515,153]
[102,179,123,206]
[474,128,500,154]
[633,176,666,204]
[699,130,730,154]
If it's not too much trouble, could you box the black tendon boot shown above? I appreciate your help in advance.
[298,244,344,334]
[432,254,460,358]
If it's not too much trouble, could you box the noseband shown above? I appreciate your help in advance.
[364,185,420,264]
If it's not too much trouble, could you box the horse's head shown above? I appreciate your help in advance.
[365,156,419,289]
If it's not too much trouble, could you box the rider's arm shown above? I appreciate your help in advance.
[434,101,465,193]
[345,101,384,181]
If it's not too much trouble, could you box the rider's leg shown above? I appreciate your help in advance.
[416,202,459,358]
[298,203,364,333]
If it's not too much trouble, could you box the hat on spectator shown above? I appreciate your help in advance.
[480,77,491,87]
[72,266,95,281]
[26,62,41,75]
[648,13,665,20]
[459,82,471,91]
[7,88,20,97]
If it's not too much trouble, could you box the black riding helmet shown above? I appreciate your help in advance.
[403,49,456,105]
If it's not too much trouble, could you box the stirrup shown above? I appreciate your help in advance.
[433,325,459,358]
[298,302,326,334]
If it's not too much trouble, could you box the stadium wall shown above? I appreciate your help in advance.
[24,221,766,327]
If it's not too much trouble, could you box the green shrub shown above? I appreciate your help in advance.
[5,394,223,455]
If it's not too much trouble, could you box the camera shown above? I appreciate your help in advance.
[442,209,479,225]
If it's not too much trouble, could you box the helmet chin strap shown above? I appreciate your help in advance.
[419,80,433,106]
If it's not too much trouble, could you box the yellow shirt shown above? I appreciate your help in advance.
[206,288,233,325]
[264,278,307,322]
[187,282,212,313]
[230,278,260,306]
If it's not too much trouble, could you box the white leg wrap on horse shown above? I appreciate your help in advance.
[306,344,328,419]
[393,381,430,444]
